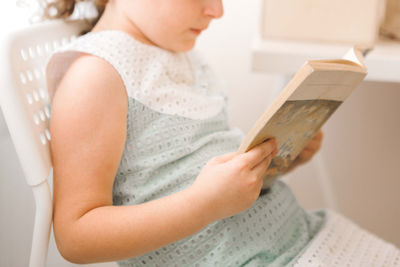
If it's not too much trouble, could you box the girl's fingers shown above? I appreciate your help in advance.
[252,153,273,174]
[304,132,323,151]
[213,152,238,164]
[298,149,314,162]
[315,130,323,140]
[297,152,309,162]
[304,140,321,152]
[235,139,277,169]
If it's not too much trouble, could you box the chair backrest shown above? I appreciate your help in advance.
[0,19,91,186]
[0,19,91,267]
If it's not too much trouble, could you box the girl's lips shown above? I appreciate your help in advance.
[190,28,203,35]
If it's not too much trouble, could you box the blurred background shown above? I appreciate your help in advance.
[1,0,399,266]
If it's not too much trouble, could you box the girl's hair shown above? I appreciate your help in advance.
[43,0,108,26]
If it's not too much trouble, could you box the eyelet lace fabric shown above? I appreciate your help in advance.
[46,30,227,120]
[290,211,400,267]
[45,30,400,267]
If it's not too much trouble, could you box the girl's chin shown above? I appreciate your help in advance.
[171,39,196,52]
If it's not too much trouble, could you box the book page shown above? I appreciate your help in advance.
[288,67,366,101]
[342,47,367,67]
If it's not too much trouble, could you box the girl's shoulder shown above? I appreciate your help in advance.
[49,49,128,129]
[55,52,128,102]
[45,31,129,103]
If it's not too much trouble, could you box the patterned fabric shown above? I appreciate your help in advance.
[290,211,400,267]
[46,30,226,120]
[46,30,400,267]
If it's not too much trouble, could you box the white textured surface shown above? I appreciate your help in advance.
[293,210,400,266]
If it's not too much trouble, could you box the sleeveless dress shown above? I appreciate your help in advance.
[46,30,400,267]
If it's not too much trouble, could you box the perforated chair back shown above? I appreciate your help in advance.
[0,19,91,267]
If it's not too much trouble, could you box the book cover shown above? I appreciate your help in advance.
[238,47,367,187]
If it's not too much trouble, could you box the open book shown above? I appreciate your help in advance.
[237,47,368,188]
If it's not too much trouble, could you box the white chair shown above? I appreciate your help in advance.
[0,19,91,267]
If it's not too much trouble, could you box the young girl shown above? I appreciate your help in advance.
[42,0,400,266]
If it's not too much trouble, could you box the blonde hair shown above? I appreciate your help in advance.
[43,0,108,26]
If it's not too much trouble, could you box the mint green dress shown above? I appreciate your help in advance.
[46,30,400,267]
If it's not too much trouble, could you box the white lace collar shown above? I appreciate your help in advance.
[47,30,227,120]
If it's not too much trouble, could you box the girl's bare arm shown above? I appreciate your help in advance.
[50,55,212,264]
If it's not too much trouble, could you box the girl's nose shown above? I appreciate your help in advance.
[204,0,224,19]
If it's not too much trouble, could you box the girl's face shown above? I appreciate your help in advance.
[113,0,224,52]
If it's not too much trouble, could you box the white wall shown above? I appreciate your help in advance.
[1,0,399,266]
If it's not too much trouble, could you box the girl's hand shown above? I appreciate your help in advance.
[285,130,324,173]
[188,139,278,222]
